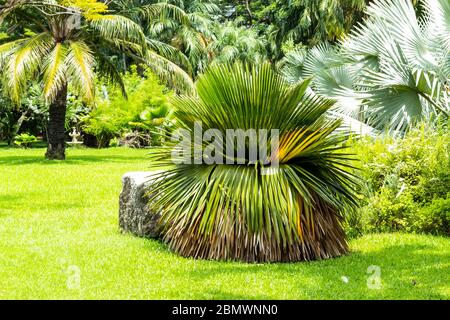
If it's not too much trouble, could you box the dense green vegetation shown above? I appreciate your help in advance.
[219,0,369,59]
[280,0,450,132]
[1,0,448,150]
[0,0,449,299]
[349,123,450,237]
[0,147,448,299]
[82,66,173,147]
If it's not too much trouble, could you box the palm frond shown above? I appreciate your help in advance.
[3,32,53,103]
[146,38,193,75]
[66,40,95,102]
[281,0,450,133]
[139,2,189,25]
[146,63,359,262]
[90,14,147,52]
[95,51,127,99]
[143,50,194,94]
[42,42,69,102]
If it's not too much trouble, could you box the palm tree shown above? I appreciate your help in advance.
[0,0,190,159]
[147,63,359,262]
[207,21,267,66]
[144,0,220,75]
[109,0,198,90]
[219,0,368,60]
[280,0,450,132]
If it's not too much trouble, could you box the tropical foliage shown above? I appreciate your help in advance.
[0,0,189,159]
[348,122,450,236]
[13,132,38,148]
[280,0,450,132]
[82,66,172,148]
[208,21,267,65]
[143,0,220,76]
[147,63,360,262]
[108,0,201,90]
[220,0,368,60]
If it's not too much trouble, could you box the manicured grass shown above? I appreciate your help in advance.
[0,147,449,299]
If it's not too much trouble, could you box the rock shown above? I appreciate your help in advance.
[119,171,165,239]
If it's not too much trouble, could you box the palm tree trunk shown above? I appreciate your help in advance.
[45,84,67,160]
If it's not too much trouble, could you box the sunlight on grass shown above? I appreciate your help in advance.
[0,147,449,299]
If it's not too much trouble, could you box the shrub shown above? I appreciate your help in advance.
[348,123,450,236]
[109,137,119,148]
[1,85,89,144]
[14,133,38,148]
[147,63,360,262]
[411,197,450,236]
[82,66,172,147]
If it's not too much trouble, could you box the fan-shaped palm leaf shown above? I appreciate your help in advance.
[281,0,450,133]
[147,63,359,262]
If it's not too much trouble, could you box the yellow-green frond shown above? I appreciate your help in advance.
[0,38,27,67]
[90,15,147,51]
[43,42,69,103]
[4,33,53,103]
[140,3,190,26]
[145,51,195,94]
[66,40,95,102]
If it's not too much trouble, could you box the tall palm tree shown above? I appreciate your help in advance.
[147,63,359,262]
[0,0,190,159]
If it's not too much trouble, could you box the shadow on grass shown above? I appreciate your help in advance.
[0,154,148,165]
[2,200,93,213]
[0,192,94,215]
[0,194,23,202]
[142,237,449,299]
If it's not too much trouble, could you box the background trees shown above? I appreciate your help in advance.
[219,0,369,60]
[0,0,449,154]
[82,66,172,148]
[280,0,450,132]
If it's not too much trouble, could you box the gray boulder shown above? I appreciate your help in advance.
[119,171,164,238]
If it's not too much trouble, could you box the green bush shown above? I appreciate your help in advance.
[348,123,450,237]
[82,66,172,147]
[14,133,38,148]
[109,137,119,148]
[411,197,450,236]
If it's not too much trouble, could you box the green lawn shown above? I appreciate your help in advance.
[0,147,449,300]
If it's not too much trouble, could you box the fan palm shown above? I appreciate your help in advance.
[280,0,450,132]
[0,0,191,159]
[147,63,359,262]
